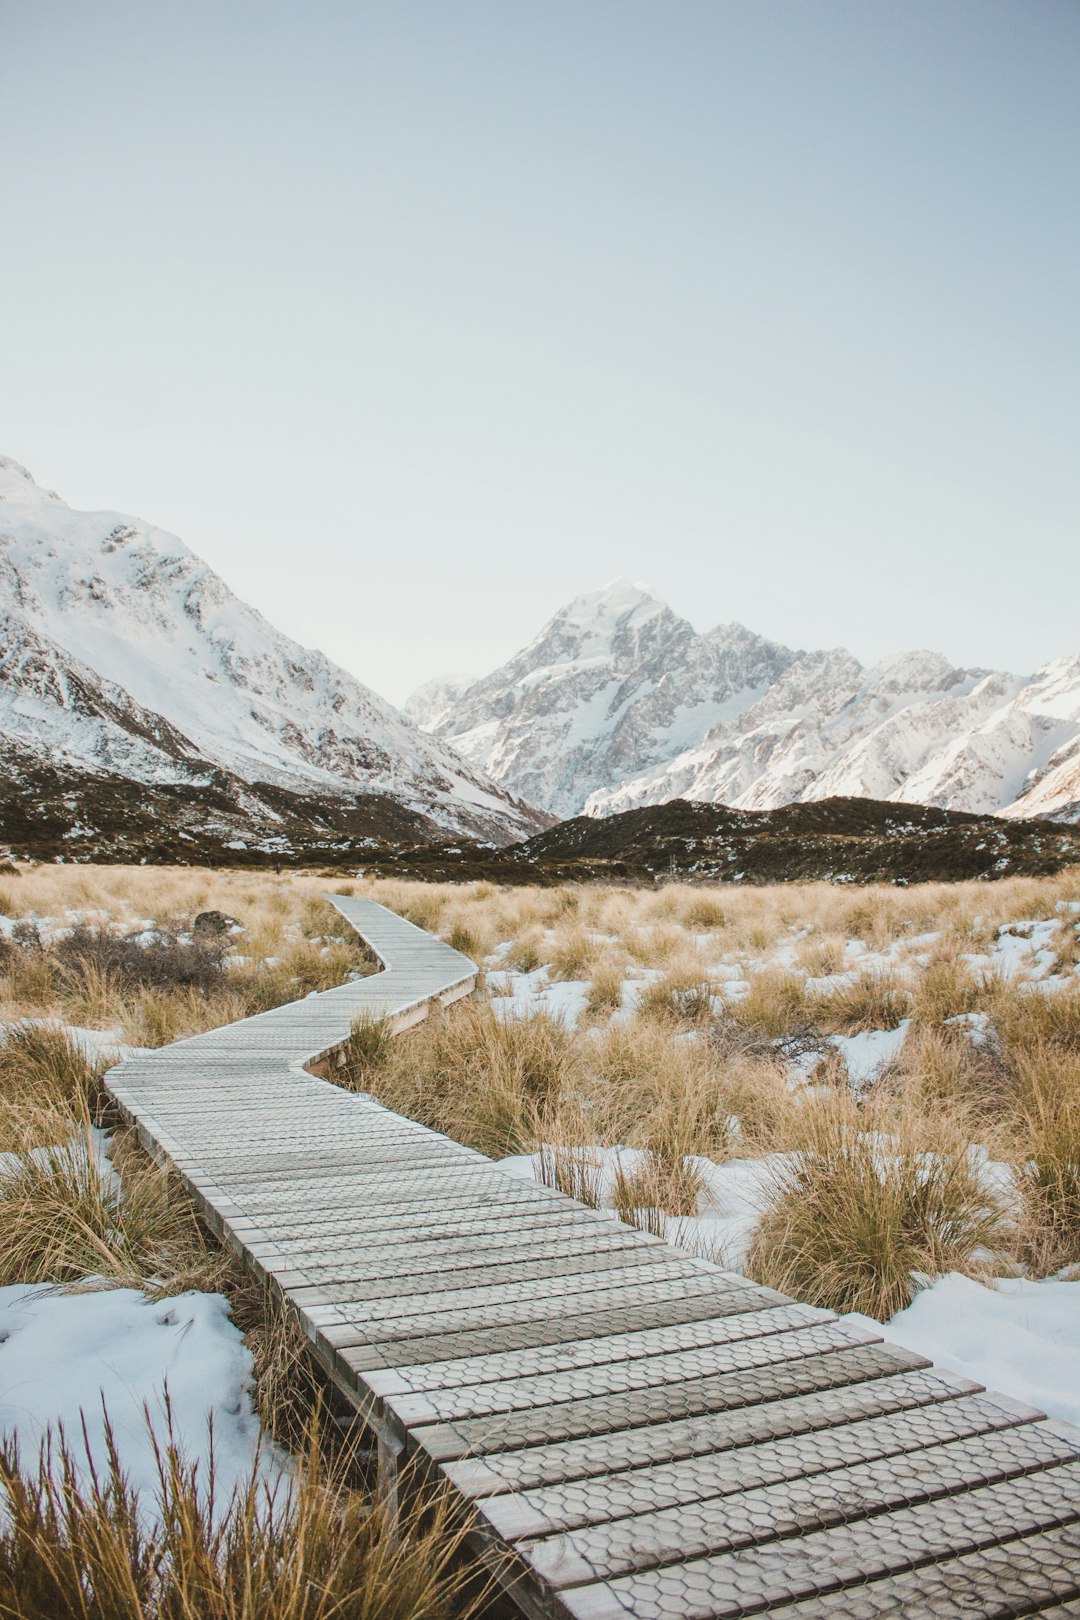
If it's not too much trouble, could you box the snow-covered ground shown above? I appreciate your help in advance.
[0,1285,283,1513]
[0,1010,280,1514]
[846,1273,1080,1429]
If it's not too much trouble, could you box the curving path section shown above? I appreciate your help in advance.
[106,896,1080,1620]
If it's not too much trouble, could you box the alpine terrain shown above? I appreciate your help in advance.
[0,456,546,858]
[406,578,797,819]
[409,581,1080,823]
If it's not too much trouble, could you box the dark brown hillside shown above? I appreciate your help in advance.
[504,797,1080,884]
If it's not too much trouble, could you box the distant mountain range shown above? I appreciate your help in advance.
[4,452,1077,869]
[407,579,1080,823]
[0,456,545,853]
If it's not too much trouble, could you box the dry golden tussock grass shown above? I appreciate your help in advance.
[747,1097,1007,1318]
[0,1416,484,1620]
[810,969,910,1035]
[0,873,370,1043]
[611,1151,708,1228]
[795,933,848,977]
[728,968,808,1037]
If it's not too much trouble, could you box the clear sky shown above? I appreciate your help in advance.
[1,1,1077,704]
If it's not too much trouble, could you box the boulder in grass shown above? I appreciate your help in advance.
[193,910,243,939]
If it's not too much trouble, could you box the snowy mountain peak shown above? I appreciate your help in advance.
[0,456,545,843]
[417,585,1080,825]
[409,581,796,817]
[861,649,980,697]
[561,576,663,623]
[0,456,60,506]
[516,577,670,671]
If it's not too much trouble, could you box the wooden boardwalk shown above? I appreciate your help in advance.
[107,897,1080,1619]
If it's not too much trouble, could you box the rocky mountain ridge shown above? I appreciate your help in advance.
[410,581,1080,823]
[0,456,545,847]
[408,579,797,818]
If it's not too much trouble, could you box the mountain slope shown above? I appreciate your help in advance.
[412,579,1080,824]
[507,797,1080,884]
[409,579,797,818]
[587,652,1080,821]
[0,457,544,845]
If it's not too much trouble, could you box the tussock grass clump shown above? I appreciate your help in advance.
[612,1151,706,1230]
[811,969,910,1035]
[535,1140,605,1208]
[1011,1050,1080,1274]
[1016,1091,1080,1275]
[393,889,448,933]
[748,1102,1005,1319]
[796,935,848,978]
[634,975,714,1030]
[908,946,983,1027]
[364,1002,577,1158]
[0,1024,104,1119]
[992,980,1080,1059]
[584,962,625,1020]
[0,924,58,1013]
[0,1420,479,1620]
[0,1140,150,1289]
[729,969,807,1038]
[121,985,251,1049]
[444,921,486,959]
[879,1022,1014,1134]
[680,894,727,932]
[502,931,544,973]
[0,1024,109,1158]
[624,925,684,967]
[0,1129,227,1298]
[547,928,601,982]
[338,1014,396,1091]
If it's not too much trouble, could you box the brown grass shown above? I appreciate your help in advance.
[748,1099,1006,1319]
[811,969,911,1035]
[0,1416,482,1620]
[5,860,1080,1342]
[729,969,807,1038]
[364,1001,577,1158]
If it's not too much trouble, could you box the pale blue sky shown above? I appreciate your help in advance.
[1,1,1077,703]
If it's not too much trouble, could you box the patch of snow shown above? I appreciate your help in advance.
[844,1272,1080,1430]
[965,919,1061,983]
[488,969,592,1029]
[0,1285,286,1515]
[830,1021,911,1089]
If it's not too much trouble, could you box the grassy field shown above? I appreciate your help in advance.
[1,860,1079,1612]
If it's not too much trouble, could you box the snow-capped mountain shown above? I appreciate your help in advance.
[411,583,1080,823]
[406,579,797,819]
[589,652,1080,821]
[402,673,477,735]
[0,456,544,844]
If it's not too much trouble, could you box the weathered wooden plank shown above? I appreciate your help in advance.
[558,1462,1080,1619]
